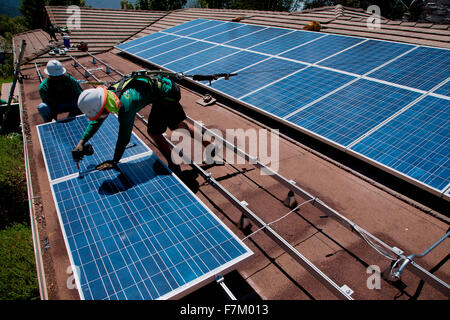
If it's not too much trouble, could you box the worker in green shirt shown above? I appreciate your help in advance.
[0,98,6,105]
[38,60,83,122]
[74,74,213,172]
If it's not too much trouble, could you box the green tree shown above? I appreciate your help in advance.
[199,0,293,11]
[19,0,46,30]
[303,0,423,20]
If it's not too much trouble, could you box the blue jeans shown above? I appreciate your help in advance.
[38,100,81,122]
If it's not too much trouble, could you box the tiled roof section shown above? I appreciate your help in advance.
[12,29,57,64]
[129,6,450,49]
[45,6,168,53]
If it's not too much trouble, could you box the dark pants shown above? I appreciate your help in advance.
[38,99,81,122]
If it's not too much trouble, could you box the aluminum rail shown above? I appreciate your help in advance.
[135,113,353,300]
[13,37,48,299]
[186,116,450,297]
[34,63,44,83]
[69,54,101,82]
[86,52,124,77]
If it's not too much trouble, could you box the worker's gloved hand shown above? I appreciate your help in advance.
[96,160,118,171]
[74,140,85,153]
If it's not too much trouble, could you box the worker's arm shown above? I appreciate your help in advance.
[74,116,107,153]
[112,112,135,163]
[68,74,83,98]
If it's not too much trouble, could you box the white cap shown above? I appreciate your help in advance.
[44,59,66,76]
[77,87,106,120]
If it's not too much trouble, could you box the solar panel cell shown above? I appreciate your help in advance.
[250,30,323,55]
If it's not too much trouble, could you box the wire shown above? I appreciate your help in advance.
[241,198,315,241]
[353,225,397,260]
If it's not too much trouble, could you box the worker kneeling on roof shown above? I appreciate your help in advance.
[74,73,212,172]
[38,59,83,122]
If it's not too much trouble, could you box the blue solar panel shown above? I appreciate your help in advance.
[150,41,215,67]
[205,24,266,44]
[123,34,179,55]
[140,37,195,60]
[280,34,364,64]
[172,20,226,36]
[250,30,324,55]
[116,33,168,51]
[367,46,450,91]
[318,40,414,75]
[115,18,450,197]
[161,19,210,35]
[163,45,239,73]
[225,27,293,49]
[186,22,245,40]
[241,67,356,118]
[286,79,422,146]
[37,115,150,181]
[188,50,268,79]
[351,95,450,191]
[211,58,307,99]
[52,154,251,300]
[434,81,450,97]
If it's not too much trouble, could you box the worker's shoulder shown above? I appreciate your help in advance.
[38,78,49,91]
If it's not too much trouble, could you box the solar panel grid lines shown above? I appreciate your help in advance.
[286,79,422,146]
[115,18,450,198]
[318,39,416,75]
[51,154,252,300]
[116,32,168,52]
[350,95,450,192]
[138,37,196,60]
[367,46,450,92]
[171,19,229,36]
[37,115,151,181]
[183,21,246,40]
[279,34,366,64]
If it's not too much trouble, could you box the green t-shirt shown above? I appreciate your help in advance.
[39,74,82,107]
[81,77,158,162]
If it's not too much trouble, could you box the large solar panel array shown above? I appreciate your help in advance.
[38,115,252,299]
[116,19,450,199]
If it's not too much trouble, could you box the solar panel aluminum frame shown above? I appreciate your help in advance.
[114,20,450,201]
[49,153,253,300]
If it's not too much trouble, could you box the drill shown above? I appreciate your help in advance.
[72,144,94,170]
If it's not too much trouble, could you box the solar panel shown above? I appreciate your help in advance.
[138,37,195,60]
[367,46,450,92]
[351,95,449,192]
[211,58,306,99]
[434,80,450,97]
[279,34,364,64]
[318,40,414,75]
[52,154,252,300]
[37,115,150,182]
[241,66,356,118]
[115,18,450,198]
[286,79,422,146]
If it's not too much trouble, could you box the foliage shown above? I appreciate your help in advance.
[19,0,86,30]
[197,0,294,11]
[120,0,135,9]
[303,0,424,20]
[0,133,29,229]
[0,223,39,300]
[134,0,187,10]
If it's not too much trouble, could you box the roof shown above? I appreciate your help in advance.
[12,5,450,301]
[14,5,450,67]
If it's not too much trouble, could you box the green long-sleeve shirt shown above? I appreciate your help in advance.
[81,77,171,162]
[39,74,83,107]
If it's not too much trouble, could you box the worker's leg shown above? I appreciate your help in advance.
[37,103,53,123]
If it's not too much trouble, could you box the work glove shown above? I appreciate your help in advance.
[74,140,84,153]
[96,160,118,171]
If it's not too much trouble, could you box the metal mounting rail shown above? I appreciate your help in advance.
[186,116,450,298]
[86,52,125,77]
[135,113,353,300]
[69,54,101,82]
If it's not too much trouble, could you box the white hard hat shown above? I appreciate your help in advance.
[77,87,107,121]
[44,59,66,76]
